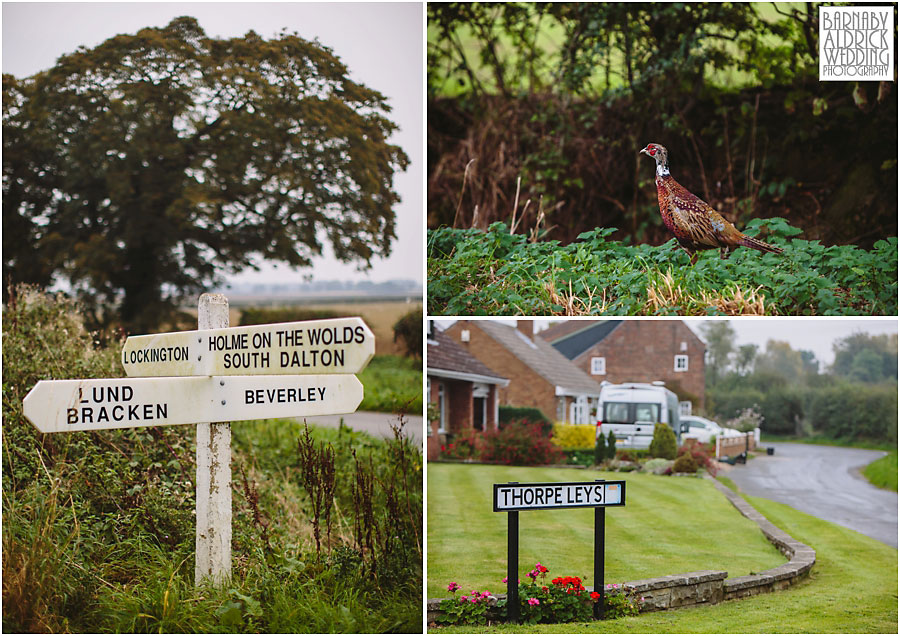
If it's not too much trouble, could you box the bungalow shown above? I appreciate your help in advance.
[444,320,603,425]
[426,321,509,460]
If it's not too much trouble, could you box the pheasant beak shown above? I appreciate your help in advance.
[639,146,649,156]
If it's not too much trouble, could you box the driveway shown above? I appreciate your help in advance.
[727,442,897,548]
[301,410,423,445]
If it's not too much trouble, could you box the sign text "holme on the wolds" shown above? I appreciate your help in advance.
[122,317,374,377]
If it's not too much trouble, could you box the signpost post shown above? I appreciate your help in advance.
[196,293,231,586]
[493,479,626,622]
[22,293,374,586]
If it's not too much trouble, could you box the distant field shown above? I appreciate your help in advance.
[182,299,421,356]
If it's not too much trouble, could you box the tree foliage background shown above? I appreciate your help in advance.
[700,322,898,443]
[427,3,897,251]
[3,17,408,332]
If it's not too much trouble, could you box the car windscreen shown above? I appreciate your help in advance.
[603,402,660,424]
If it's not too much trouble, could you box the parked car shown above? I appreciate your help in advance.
[596,381,687,449]
[680,415,741,444]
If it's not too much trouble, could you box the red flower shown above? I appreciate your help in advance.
[590,591,601,601]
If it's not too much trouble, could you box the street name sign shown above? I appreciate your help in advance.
[121,317,374,377]
[23,374,363,433]
[493,480,625,511]
[495,480,626,622]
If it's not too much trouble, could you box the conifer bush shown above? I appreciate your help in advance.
[648,423,677,460]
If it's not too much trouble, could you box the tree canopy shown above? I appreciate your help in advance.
[3,17,408,331]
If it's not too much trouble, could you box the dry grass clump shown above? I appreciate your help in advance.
[644,269,769,315]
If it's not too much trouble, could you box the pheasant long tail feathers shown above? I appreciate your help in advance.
[738,234,784,255]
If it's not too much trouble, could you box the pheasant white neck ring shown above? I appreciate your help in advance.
[656,162,670,177]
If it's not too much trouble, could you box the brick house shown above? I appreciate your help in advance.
[444,320,603,425]
[426,321,509,460]
[539,320,706,413]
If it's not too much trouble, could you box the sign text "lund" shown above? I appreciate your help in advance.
[121,317,374,377]
[24,375,364,434]
[493,481,626,512]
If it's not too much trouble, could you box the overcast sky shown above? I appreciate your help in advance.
[433,318,898,368]
[2,2,423,287]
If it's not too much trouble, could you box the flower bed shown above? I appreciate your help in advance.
[434,562,642,626]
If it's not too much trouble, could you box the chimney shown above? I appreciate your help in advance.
[516,320,533,341]
[457,320,471,347]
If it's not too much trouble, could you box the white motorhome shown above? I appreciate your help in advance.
[596,381,686,449]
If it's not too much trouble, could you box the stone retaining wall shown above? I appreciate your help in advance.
[427,479,815,623]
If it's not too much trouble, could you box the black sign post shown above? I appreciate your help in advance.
[493,478,626,623]
[507,482,519,623]
[594,501,605,620]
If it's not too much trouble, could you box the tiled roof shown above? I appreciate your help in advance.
[539,320,605,342]
[543,321,623,360]
[428,326,507,381]
[476,321,602,395]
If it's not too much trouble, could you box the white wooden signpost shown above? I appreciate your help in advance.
[23,375,364,433]
[22,293,374,586]
[121,316,374,377]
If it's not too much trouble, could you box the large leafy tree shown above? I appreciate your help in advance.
[3,17,408,331]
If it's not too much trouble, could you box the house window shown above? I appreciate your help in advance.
[680,341,688,352]
[674,355,689,372]
[437,382,447,433]
[679,401,692,416]
[426,378,432,436]
[590,357,606,375]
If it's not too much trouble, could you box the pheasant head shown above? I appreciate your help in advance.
[640,142,669,176]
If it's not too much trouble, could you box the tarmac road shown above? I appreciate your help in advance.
[727,442,897,548]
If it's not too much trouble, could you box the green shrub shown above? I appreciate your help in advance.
[594,433,607,465]
[392,308,423,359]
[606,430,617,460]
[677,440,717,476]
[562,450,594,466]
[239,307,344,325]
[551,424,596,449]
[498,406,553,430]
[648,423,677,459]
[672,454,699,474]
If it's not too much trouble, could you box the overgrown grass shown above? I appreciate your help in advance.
[427,222,898,315]
[862,452,898,492]
[429,468,898,633]
[357,354,423,413]
[3,286,422,633]
[426,464,784,599]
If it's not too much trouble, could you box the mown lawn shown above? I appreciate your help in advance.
[428,465,897,633]
[427,464,784,598]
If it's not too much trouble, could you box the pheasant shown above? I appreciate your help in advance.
[639,142,784,264]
